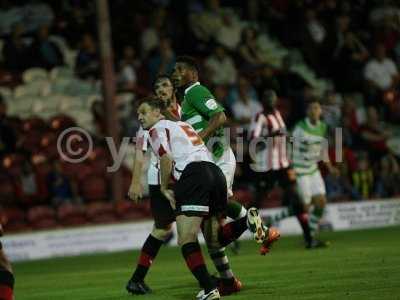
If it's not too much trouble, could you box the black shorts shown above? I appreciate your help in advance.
[174,161,227,217]
[149,185,176,229]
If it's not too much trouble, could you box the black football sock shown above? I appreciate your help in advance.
[132,234,163,281]
[181,242,215,293]
[217,216,248,247]
[0,269,14,300]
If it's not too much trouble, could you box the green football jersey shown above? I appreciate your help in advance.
[181,82,226,158]
[292,118,328,176]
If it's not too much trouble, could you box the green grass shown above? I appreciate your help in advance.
[14,226,400,300]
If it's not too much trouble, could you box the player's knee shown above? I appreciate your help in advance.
[151,226,173,241]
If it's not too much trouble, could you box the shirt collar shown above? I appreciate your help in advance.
[184,81,200,95]
[306,117,320,128]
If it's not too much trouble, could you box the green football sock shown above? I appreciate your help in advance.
[226,201,247,220]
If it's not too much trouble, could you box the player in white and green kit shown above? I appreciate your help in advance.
[292,99,339,244]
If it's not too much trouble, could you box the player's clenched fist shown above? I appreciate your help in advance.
[128,181,143,203]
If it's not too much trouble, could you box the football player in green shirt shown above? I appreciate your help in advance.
[172,56,278,250]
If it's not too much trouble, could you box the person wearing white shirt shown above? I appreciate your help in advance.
[364,44,399,91]
[204,45,237,86]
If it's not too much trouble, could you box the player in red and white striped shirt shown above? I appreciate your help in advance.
[127,76,244,296]
[249,89,313,252]
[136,98,272,300]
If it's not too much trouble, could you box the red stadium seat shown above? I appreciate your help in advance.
[86,202,116,224]
[22,117,47,132]
[0,175,16,204]
[80,175,108,202]
[2,207,30,232]
[2,153,25,177]
[49,114,76,132]
[57,203,87,226]
[27,206,58,229]
[115,200,148,221]
[21,131,43,153]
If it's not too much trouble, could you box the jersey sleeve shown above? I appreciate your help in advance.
[187,86,224,118]
[148,125,171,158]
[136,127,149,152]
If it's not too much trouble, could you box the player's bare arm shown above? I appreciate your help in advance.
[128,148,144,202]
[159,153,175,209]
[198,111,227,140]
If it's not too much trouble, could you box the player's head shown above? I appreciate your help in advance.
[261,89,278,112]
[137,97,165,129]
[306,98,322,123]
[153,74,174,103]
[172,56,199,88]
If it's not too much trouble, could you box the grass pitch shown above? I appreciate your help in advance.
[15,226,400,300]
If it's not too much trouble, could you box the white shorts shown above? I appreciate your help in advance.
[296,170,326,205]
[214,147,236,198]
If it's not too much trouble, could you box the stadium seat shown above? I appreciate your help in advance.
[80,175,108,202]
[20,131,43,153]
[2,207,30,232]
[14,80,51,98]
[40,131,59,159]
[86,202,116,224]
[0,175,16,204]
[115,200,148,221]
[2,153,24,176]
[27,206,58,230]
[0,86,12,100]
[22,117,47,132]
[49,66,74,81]
[57,203,87,226]
[22,68,48,83]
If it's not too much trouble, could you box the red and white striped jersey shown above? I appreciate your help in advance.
[249,109,289,172]
[148,120,212,180]
[135,103,182,185]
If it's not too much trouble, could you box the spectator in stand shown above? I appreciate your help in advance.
[334,31,369,92]
[0,97,16,160]
[256,64,280,96]
[147,36,175,85]
[237,26,264,72]
[360,106,392,162]
[14,160,47,207]
[204,44,237,86]
[275,55,307,99]
[141,8,167,58]
[75,33,100,80]
[351,152,375,199]
[47,161,79,207]
[214,9,243,51]
[29,25,64,70]
[341,94,361,148]
[321,89,342,131]
[118,45,140,92]
[363,43,399,107]
[231,76,262,130]
[375,153,400,198]
[2,24,30,73]
[301,8,327,75]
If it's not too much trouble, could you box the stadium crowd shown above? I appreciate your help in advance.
[0,0,400,232]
